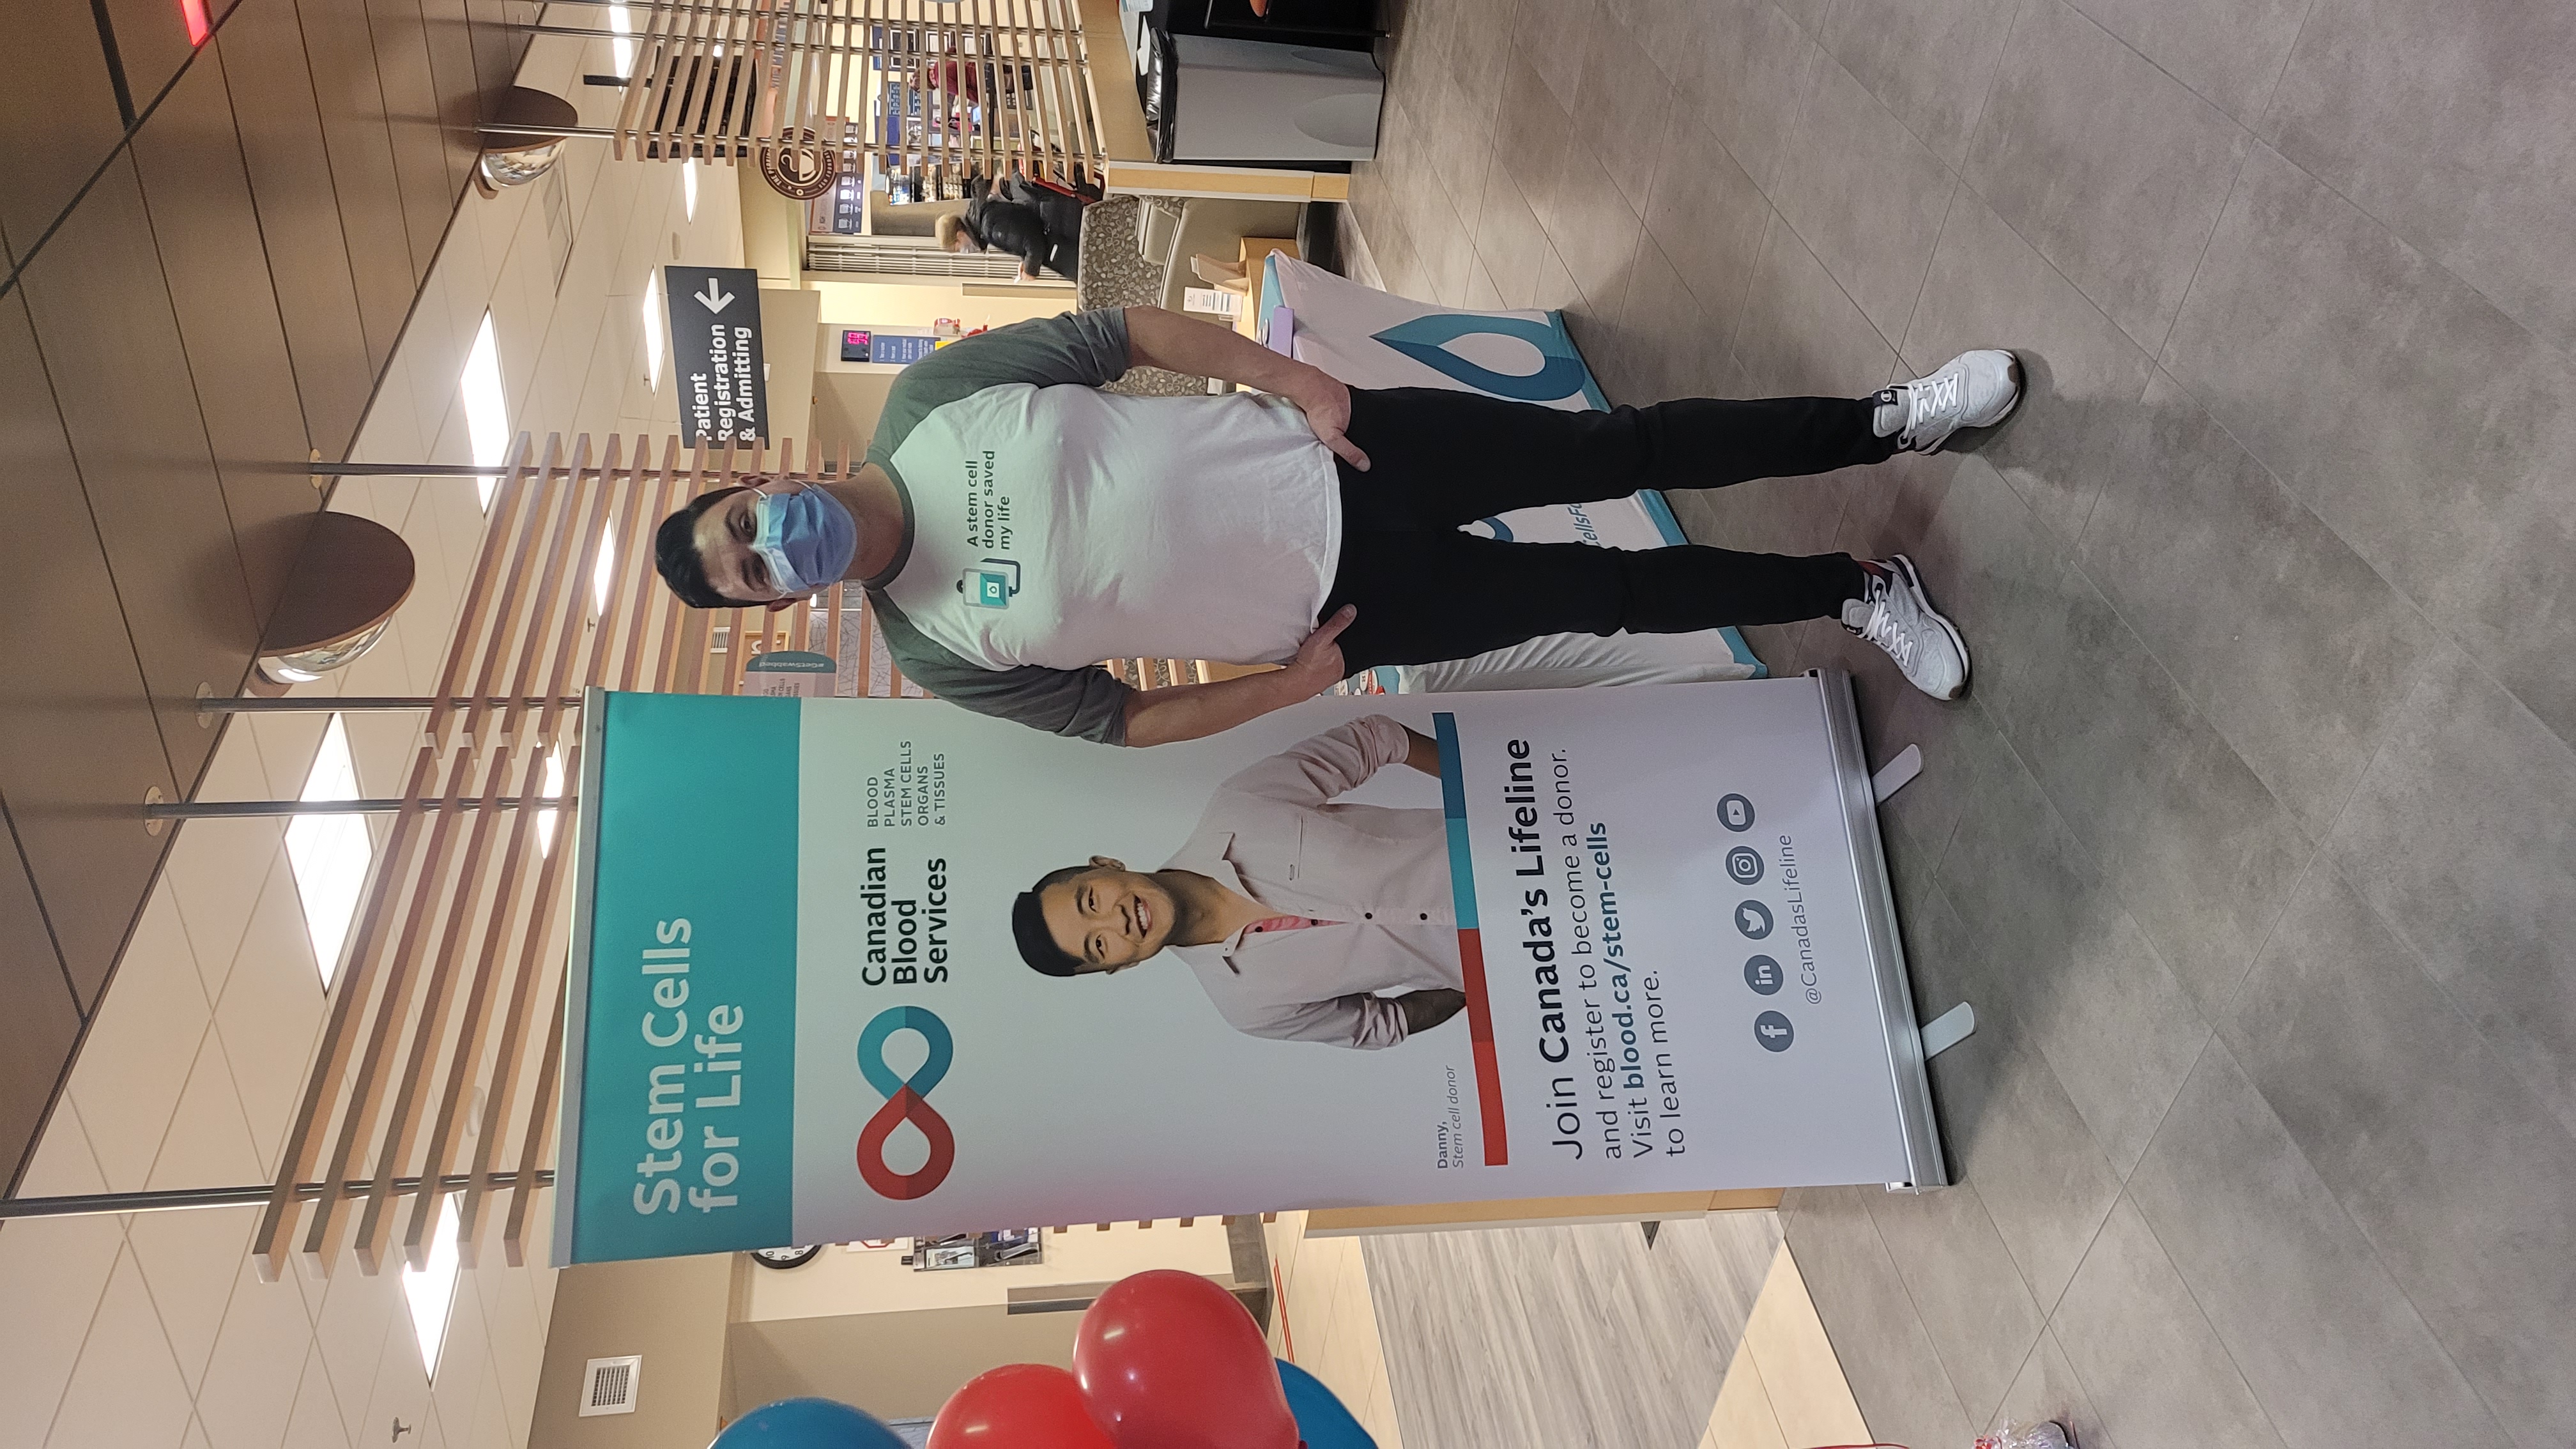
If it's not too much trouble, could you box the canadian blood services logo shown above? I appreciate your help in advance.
[854,1006,955,1199]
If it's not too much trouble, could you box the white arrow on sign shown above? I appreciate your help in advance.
[693,279,735,314]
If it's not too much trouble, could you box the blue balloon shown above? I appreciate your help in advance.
[1276,1360,1377,1449]
[711,1398,908,1449]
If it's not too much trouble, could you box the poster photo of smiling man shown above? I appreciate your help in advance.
[1010,715,1470,1050]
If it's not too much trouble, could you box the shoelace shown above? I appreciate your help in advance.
[1851,578,1918,668]
[1903,373,1962,445]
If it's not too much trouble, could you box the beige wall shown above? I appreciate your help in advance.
[758,287,822,451]
[799,272,1075,452]
[532,1254,736,1449]
[809,369,901,455]
[811,277,1074,332]
[727,1305,1083,1422]
[739,165,804,289]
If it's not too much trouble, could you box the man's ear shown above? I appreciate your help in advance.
[1089,855,1125,871]
[764,597,797,614]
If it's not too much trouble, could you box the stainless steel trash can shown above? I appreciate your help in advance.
[1144,32,1383,164]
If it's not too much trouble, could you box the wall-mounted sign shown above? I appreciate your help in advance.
[831,172,867,234]
[664,265,768,446]
[744,650,839,697]
[556,680,1945,1264]
[839,329,941,366]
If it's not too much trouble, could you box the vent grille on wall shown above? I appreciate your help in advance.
[581,1356,643,1416]
[805,236,1025,279]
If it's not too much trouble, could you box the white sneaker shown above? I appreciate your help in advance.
[1883,349,2021,452]
[1846,555,1970,699]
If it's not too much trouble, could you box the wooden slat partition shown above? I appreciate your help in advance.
[252,433,539,1281]
[250,433,1241,1279]
[250,436,873,1279]
[608,0,1107,198]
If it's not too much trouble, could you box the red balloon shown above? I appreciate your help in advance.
[1073,1270,1300,1449]
[928,1364,1116,1449]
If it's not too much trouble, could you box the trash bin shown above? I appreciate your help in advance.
[1143,31,1383,164]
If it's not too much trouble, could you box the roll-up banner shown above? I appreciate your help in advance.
[555,678,1943,1265]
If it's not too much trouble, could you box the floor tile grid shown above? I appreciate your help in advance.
[1354,1213,1782,1449]
[1264,1216,1406,1449]
[1869,0,2576,759]
[1781,521,2519,1448]
[1743,80,2549,1449]
[1735,1245,1871,1448]
[1375,0,2292,1058]
[1358,1,2576,1445]
[1383,0,2576,1122]
[1856,17,2576,1356]
[1382,0,2576,767]
[1701,1335,1791,1449]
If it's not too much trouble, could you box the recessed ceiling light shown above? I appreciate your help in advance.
[402,1193,464,1374]
[643,273,664,390]
[607,0,634,75]
[460,313,509,509]
[285,715,370,986]
[537,751,571,856]
[592,521,617,615]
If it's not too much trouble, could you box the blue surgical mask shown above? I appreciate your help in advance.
[749,483,858,595]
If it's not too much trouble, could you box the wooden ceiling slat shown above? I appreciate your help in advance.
[251,435,542,1282]
[608,0,1105,187]
[502,956,572,1266]
[300,436,576,1274]
[620,440,683,693]
[383,438,622,1270]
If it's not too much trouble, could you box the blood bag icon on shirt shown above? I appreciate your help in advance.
[958,557,1020,609]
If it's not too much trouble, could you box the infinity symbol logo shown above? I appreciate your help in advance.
[855,1006,955,1200]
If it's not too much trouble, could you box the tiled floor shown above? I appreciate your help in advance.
[0,17,733,1448]
[0,0,530,1190]
[1270,1213,1866,1449]
[1701,1244,1871,1449]
[1354,2,2576,1447]
[1356,1212,1781,1449]
[1266,1215,1407,1449]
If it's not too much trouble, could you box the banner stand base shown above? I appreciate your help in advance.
[1870,744,1923,802]
[1920,1003,1976,1059]
[1305,1188,1784,1238]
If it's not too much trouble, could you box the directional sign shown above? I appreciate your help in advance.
[663,265,769,447]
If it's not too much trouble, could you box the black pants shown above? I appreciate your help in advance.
[1320,388,1894,671]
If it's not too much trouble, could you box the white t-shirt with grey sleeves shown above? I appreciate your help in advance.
[861,309,1342,745]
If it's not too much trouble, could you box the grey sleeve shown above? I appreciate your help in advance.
[871,594,1136,745]
[865,309,1133,464]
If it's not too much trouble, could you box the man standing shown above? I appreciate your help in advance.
[1012,714,1468,1050]
[652,306,2015,745]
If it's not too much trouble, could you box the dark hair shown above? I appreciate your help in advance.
[653,486,755,608]
[1012,864,1094,977]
